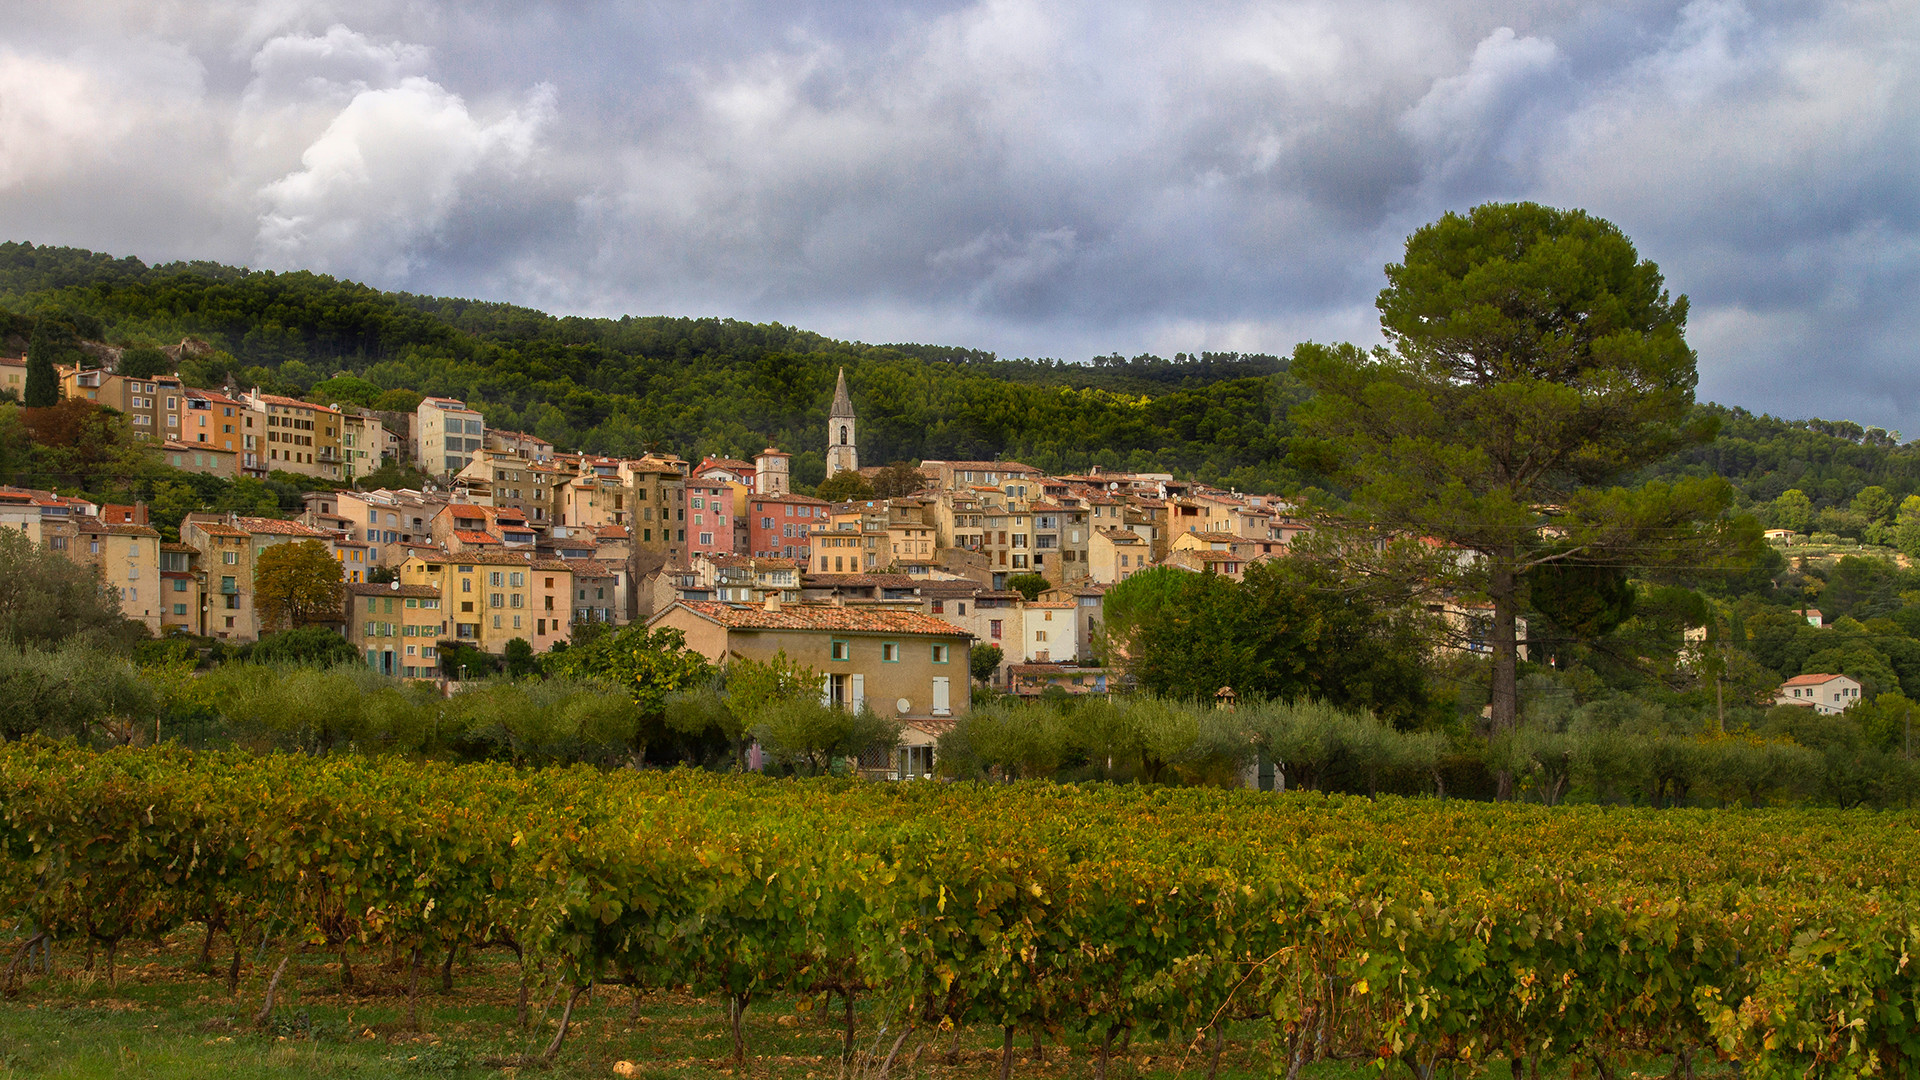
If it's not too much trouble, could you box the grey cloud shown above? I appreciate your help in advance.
[4,0,1919,434]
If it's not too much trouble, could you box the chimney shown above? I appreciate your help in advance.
[763,594,781,612]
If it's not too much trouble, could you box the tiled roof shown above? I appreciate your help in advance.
[161,541,199,553]
[252,393,340,414]
[234,517,328,537]
[77,521,160,537]
[184,520,247,538]
[595,525,630,538]
[1182,530,1244,543]
[453,530,501,545]
[924,460,1042,474]
[1097,528,1145,543]
[804,573,918,589]
[1782,673,1850,687]
[1023,600,1075,609]
[667,601,971,637]
[346,582,442,598]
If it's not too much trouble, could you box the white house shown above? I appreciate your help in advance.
[1774,673,1863,714]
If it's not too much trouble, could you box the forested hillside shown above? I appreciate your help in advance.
[0,242,1300,491]
[2,239,1915,501]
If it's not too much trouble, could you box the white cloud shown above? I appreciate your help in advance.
[255,75,553,282]
[4,0,1920,432]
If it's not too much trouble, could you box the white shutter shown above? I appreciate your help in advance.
[932,677,951,716]
[821,674,833,707]
[851,674,865,714]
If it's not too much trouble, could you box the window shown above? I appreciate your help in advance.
[173,578,187,592]
[489,572,504,587]
[493,615,502,629]
[989,619,1002,640]
[513,616,521,629]
[367,597,379,613]
[490,593,504,608]
[931,644,950,663]
[932,600,943,613]
[510,572,524,587]
[881,642,899,662]
[173,603,187,616]
[830,639,850,661]
[1036,630,1048,642]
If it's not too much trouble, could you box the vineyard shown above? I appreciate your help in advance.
[3,745,1918,1079]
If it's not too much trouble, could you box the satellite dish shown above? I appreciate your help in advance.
[390,580,401,590]
[896,698,912,714]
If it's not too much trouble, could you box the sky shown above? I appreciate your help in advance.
[3,1,1917,433]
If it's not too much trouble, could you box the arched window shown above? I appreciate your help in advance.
[839,425,848,446]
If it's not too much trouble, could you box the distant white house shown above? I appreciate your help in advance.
[1774,673,1862,715]
[1793,608,1823,628]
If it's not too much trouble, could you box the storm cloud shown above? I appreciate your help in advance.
[1,1,1915,432]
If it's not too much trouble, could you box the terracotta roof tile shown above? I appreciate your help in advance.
[346,582,442,598]
[453,530,501,545]
[668,601,970,637]
[1782,673,1850,687]
[233,517,328,537]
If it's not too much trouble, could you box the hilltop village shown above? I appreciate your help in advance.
[0,360,1318,730]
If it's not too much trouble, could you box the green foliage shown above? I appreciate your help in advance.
[353,458,435,492]
[24,317,79,407]
[813,469,874,502]
[252,539,343,631]
[541,624,713,724]
[1004,573,1050,601]
[116,344,173,378]
[248,625,358,667]
[751,699,898,775]
[969,643,1003,684]
[1771,488,1814,531]
[869,461,926,498]
[439,642,492,680]
[502,636,536,677]
[0,528,139,651]
[1104,562,1432,727]
[0,644,155,742]
[371,388,423,412]
[0,242,1308,493]
[8,745,1920,1080]
[310,374,382,407]
[1296,202,1751,738]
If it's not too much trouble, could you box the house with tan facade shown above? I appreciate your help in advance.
[345,582,447,678]
[651,599,971,723]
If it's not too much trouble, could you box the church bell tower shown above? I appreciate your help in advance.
[825,367,858,476]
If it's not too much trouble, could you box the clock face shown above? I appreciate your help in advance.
[896,698,912,714]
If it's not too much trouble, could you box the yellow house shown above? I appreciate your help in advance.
[248,393,343,480]
[399,551,575,654]
[70,519,164,634]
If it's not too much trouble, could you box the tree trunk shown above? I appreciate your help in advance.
[405,948,423,1030]
[544,984,584,1062]
[999,1025,1016,1080]
[254,953,291,1028]
[228,940,244,995]
[728,991,750,1066]
[440,948,455,993]
[1489,557,1520,800]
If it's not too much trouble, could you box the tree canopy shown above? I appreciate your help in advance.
[253,540,344,632]
[1294,202,1753,757]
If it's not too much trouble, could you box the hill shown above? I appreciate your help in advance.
[3,240,1917,507]
[0,242,1302,492]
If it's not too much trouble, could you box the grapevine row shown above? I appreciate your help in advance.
[1,744,1916,1077]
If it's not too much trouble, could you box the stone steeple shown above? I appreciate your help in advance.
[829,368,855,418]
[825,368,858,476]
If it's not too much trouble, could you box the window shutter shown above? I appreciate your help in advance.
[821,674,833,707]
[932,677,951,716]
[851,674,865,713]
